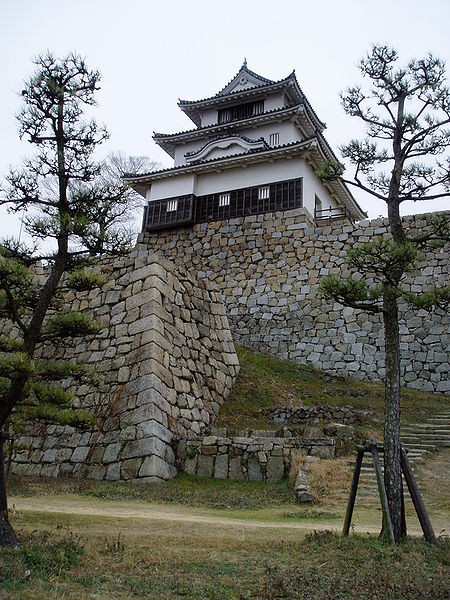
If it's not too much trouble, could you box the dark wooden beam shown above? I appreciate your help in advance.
[400,447,437,544]
[343,448,364,536]
[370,439,395,545]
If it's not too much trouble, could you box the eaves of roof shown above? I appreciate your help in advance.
[124,139,316,181]
[178,72,326,135]
[153,105,306,158]
[154,105,301,141]
[178,72,295,106]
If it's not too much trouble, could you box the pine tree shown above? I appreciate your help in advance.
[319,45,450,542]
[0,52,143,546]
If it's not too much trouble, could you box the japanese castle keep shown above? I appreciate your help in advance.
[125,61,365,230]
[9,64,449,484]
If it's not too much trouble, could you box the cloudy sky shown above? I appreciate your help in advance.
[1,0,449,237]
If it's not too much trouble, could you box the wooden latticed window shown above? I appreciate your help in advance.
[218,100,265,124]
[258,186,270,200]
[269,132,279,146]
[219,193,230,207]
[167,199,178,212]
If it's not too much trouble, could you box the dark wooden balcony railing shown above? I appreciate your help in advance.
[314,206,348,223]
[143,178,303,232]
[142,194,195,231]
[195,178,302,224]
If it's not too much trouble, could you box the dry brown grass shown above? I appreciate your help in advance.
[309,459,352,502]
[289,456,352,503]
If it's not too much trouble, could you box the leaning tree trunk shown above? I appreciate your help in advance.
[0,512,18,548]
[382,290,404,542]
[0,434,19,547]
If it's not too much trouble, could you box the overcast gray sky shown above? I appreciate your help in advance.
[1,0,449,237]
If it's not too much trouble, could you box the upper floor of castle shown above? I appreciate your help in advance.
[124,62,366,232]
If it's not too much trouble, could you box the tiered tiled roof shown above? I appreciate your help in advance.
[153,105,311,158]
[176,62,325,130]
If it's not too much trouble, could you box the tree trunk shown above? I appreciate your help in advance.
[0,435,18,547]
[0,511,19,547]
[382,290,404,542]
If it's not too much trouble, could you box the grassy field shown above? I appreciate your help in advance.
[1,496,448,599]
[2,459,449,599]
[217,346,449,433]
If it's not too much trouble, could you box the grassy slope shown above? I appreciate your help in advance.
[217,345,449,432]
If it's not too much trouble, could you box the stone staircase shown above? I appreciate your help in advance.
[354,409,450,497]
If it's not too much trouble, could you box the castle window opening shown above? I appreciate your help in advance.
[269,132,279,146]
[167,199,178,212]
[218,99,265,124]
[258,186,270,200]
[219,193,231,207]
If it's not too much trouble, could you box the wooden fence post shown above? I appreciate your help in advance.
[400,447,437,544]
[343,447,364,536]
[370,439,395,545]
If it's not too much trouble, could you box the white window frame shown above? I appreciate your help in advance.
[269,132,279,146]
[315,195,322,214]
[219,193,230,207]
[258,186,270,200]
[166,199,178,212]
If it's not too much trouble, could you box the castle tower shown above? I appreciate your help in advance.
[124,62,365,230]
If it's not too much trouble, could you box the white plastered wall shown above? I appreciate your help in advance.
[148,174,196,201]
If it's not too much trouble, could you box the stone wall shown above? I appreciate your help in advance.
[11,249,239,482]
[263,405,372,426]
[177,427,335,482]
[139,209,449,393]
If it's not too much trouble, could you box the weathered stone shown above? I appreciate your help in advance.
[122,437,167,460]
[121,457,142,480]
[310,445,335,459]
[295,486,313,503]
[105,463,121,480]
[139,455,176,480]
[103,443,122,463]
[42,449,57,463]
[228,457,244,480]
[266,456,284,482]
[248,457,263,482]
[214,454,229,479]
[196,455,214,478]
[71,446,90,463]
[184,455,198,476]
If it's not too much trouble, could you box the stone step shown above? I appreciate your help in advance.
[402,443,438,449]
[404,422,450,428]
[401,431,450,437]
[401,438,449,446]
[402,432,450,436]
[401,438,447,443]
[402,423,450,429]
